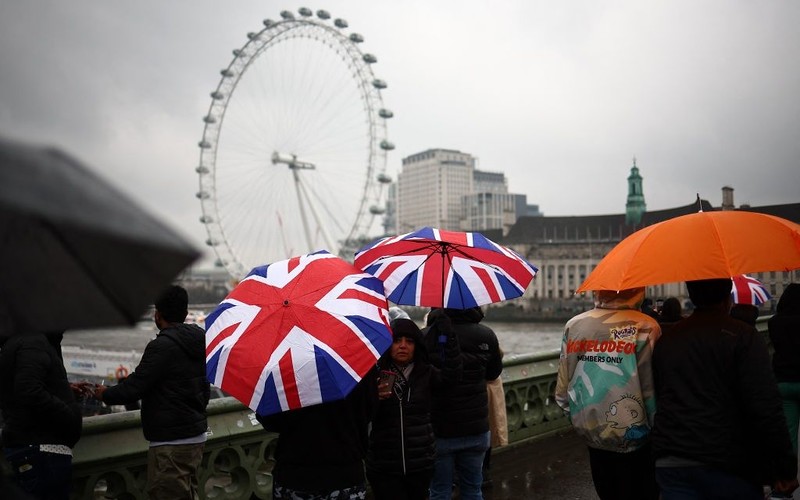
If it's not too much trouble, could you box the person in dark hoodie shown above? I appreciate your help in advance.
[769,283,800,489]
[367,316,461,500]
[0,326,82,500]
[95,285,210,500]
[425,307,502,500]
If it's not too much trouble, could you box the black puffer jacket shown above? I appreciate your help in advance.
[0,333,82,447]
[102,323,210,442]
[367,318,461,476]
[425,307,502,438]
[769,283,800,382]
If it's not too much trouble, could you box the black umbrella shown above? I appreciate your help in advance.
[0,136,201,333]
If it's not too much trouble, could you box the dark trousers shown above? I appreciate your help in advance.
[3,445,72,500]
[587,444,659,500]
[656,466,763,500]
[367,468,433,500]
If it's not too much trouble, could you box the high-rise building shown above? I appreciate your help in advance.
[396,148,540,234]
[396,149,475,231]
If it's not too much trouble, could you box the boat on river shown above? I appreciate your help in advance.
[62,345,142,383]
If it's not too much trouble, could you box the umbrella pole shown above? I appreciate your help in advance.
[438,244,447,361]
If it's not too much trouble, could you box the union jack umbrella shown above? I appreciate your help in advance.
[731,274,772,305]
[354,227,538,309]
[205,251,393,416]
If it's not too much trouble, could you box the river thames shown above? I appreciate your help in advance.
[61,320,566,357]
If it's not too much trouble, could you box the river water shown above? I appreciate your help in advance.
[61,320,566,357]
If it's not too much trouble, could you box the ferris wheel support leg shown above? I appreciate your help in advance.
[296,173,336,253]
[292,169,315,253]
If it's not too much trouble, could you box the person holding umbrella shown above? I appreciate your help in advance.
[0,328,82,500]
[651,278,798,499]
[424,307,502,500]
[366,316,461,500]
[256,370,379,500]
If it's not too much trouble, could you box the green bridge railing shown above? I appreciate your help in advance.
[62,348,567,499]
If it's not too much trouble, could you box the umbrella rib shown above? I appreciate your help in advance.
[44,220,139,324]
[707,217,734,277]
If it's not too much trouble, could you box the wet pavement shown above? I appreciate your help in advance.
[483,429,597,500]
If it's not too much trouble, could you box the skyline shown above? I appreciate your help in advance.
[1,1,798,267]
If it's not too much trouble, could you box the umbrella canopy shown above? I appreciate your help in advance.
[0,136,200,333]
[205,251,393,416]
[731,274,772,305]
[577,210,800,292]
[354,227,538,309]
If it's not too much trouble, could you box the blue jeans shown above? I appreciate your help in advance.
[3,445,72,500]
[656,466,763,500]
[429,431,490,500]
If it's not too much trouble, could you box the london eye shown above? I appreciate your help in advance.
[196,8,394,279]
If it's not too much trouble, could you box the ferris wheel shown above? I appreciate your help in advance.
[196,8,394,279]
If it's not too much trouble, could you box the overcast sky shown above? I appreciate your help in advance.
[1,1,798,268]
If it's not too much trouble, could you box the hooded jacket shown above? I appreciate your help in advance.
[367,317,461,476]
[426,307,502,438]
[555,288,661,453]
[0,333,82,448]
[102,323,210,442]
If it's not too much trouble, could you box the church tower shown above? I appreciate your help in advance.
[625,157,646,226]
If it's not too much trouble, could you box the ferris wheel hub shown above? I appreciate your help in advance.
[271,151,316,170]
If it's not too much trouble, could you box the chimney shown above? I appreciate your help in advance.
[721,186,734,210]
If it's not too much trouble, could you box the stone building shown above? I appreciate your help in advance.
[498,163,800,315]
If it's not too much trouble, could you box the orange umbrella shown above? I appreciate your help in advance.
[576,210,800,292]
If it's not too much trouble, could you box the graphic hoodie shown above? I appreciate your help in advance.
[554,288,661,452]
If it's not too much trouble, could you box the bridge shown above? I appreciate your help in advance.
[1,318,787,499]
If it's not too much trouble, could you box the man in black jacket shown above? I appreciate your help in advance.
[95,286,210,500]
[0,330,82,500]
[425,307,502,500]
[652,278,798,499]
